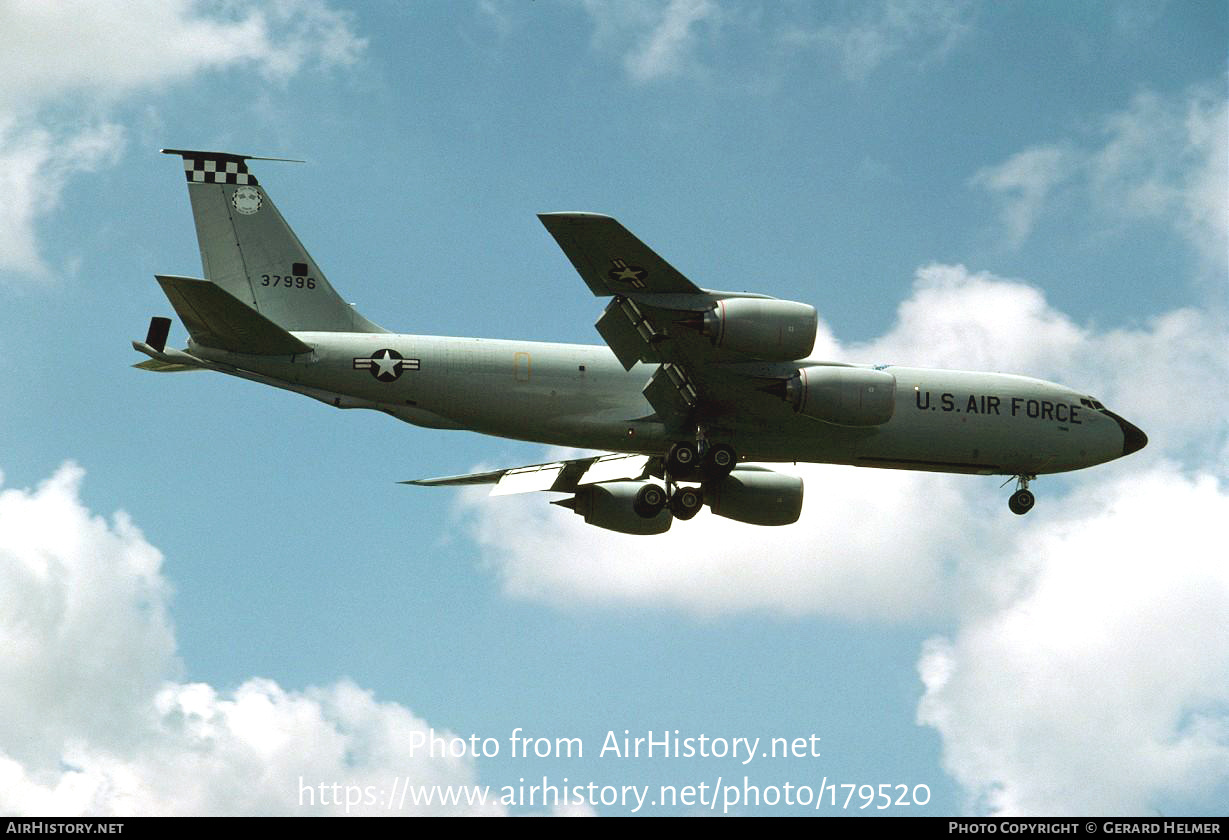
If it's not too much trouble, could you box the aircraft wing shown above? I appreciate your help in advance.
[538,213,816,436]
[537,213,702,296]
[403,452,655,496]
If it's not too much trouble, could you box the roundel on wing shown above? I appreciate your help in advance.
[608,258,647,288]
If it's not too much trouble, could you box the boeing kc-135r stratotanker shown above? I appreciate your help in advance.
[134,150,1147,534]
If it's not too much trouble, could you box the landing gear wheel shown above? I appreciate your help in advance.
[669,486,704,521]
[633,483,667,518]
[666,442,699,479]
[1008,489,1035,515]
[703,443,737,479]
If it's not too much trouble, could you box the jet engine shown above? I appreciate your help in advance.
[554,481,673,535]
[686,298,817,361]
[705,467,804,526]
[783,365,896,426]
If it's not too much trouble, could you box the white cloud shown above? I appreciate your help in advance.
[917,465,1229,816]
[783,0,975,80]
[581,0,720,83]
[0,0,364,110]
[972,86,1228,280]
[846,263,1086,374]
[0,0,365,277]
[849,266,1229,467]
[0,464,505,816]
[0,678,508,816]
[624,0,718,82]
[0,463,175,767]
[969,146,1077,249]
[1091,89,1229,279]
[0,119,125,276]
[459,461,999,621]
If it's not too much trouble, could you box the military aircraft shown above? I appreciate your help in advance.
[134,150,1147,534]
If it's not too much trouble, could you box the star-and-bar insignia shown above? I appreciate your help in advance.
[353,348,420,382]
[608,258,648,289]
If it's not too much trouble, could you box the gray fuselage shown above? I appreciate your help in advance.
[190,331,1134,477]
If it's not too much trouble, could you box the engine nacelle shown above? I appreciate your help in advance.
[785,366,896,426]
[693,298,817,361]
[706,467,803,526]
[557,481,672,535]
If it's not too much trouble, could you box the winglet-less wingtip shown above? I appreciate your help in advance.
[160,148,305,163]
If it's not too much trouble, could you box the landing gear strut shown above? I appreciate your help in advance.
[1007,474,1036,515]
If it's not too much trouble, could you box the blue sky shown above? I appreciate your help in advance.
[0,0,1226,816]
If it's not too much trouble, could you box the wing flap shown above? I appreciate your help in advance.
[642,363,699,430]
[594,298,661,370]
[576,454,652,486]
[491,464,565,496]
[404,453,654,496]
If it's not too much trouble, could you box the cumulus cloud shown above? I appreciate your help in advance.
[850,266,1229,465]
[624,0,718,82]
[0,0,364,276]
[0,464,505,816]
[846,263,1086,374]
[0,463,175,767]
[460,460,998,621]
[0,0,363,109]
[581,0,720,83]
[969,146,1076,249]
[917,465,1229,816]
[0,119,125,276]
[972,86,1228,280]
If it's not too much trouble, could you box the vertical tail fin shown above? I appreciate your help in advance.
[160,149,385,333]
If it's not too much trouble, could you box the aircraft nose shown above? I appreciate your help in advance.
[1104,410,1148,457]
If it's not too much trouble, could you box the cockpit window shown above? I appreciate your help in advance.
[1082,397,1105,411]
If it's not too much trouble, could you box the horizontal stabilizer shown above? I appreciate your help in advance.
[132,358,205,373]
[155,275,312,355]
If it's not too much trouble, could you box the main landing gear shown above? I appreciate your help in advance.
[634,478,702,520]
[1006,474,1036,515]
[665,440,737,481]
[636,437,739,521]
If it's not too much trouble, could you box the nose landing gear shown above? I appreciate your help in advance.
[1006,474,1036,515]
